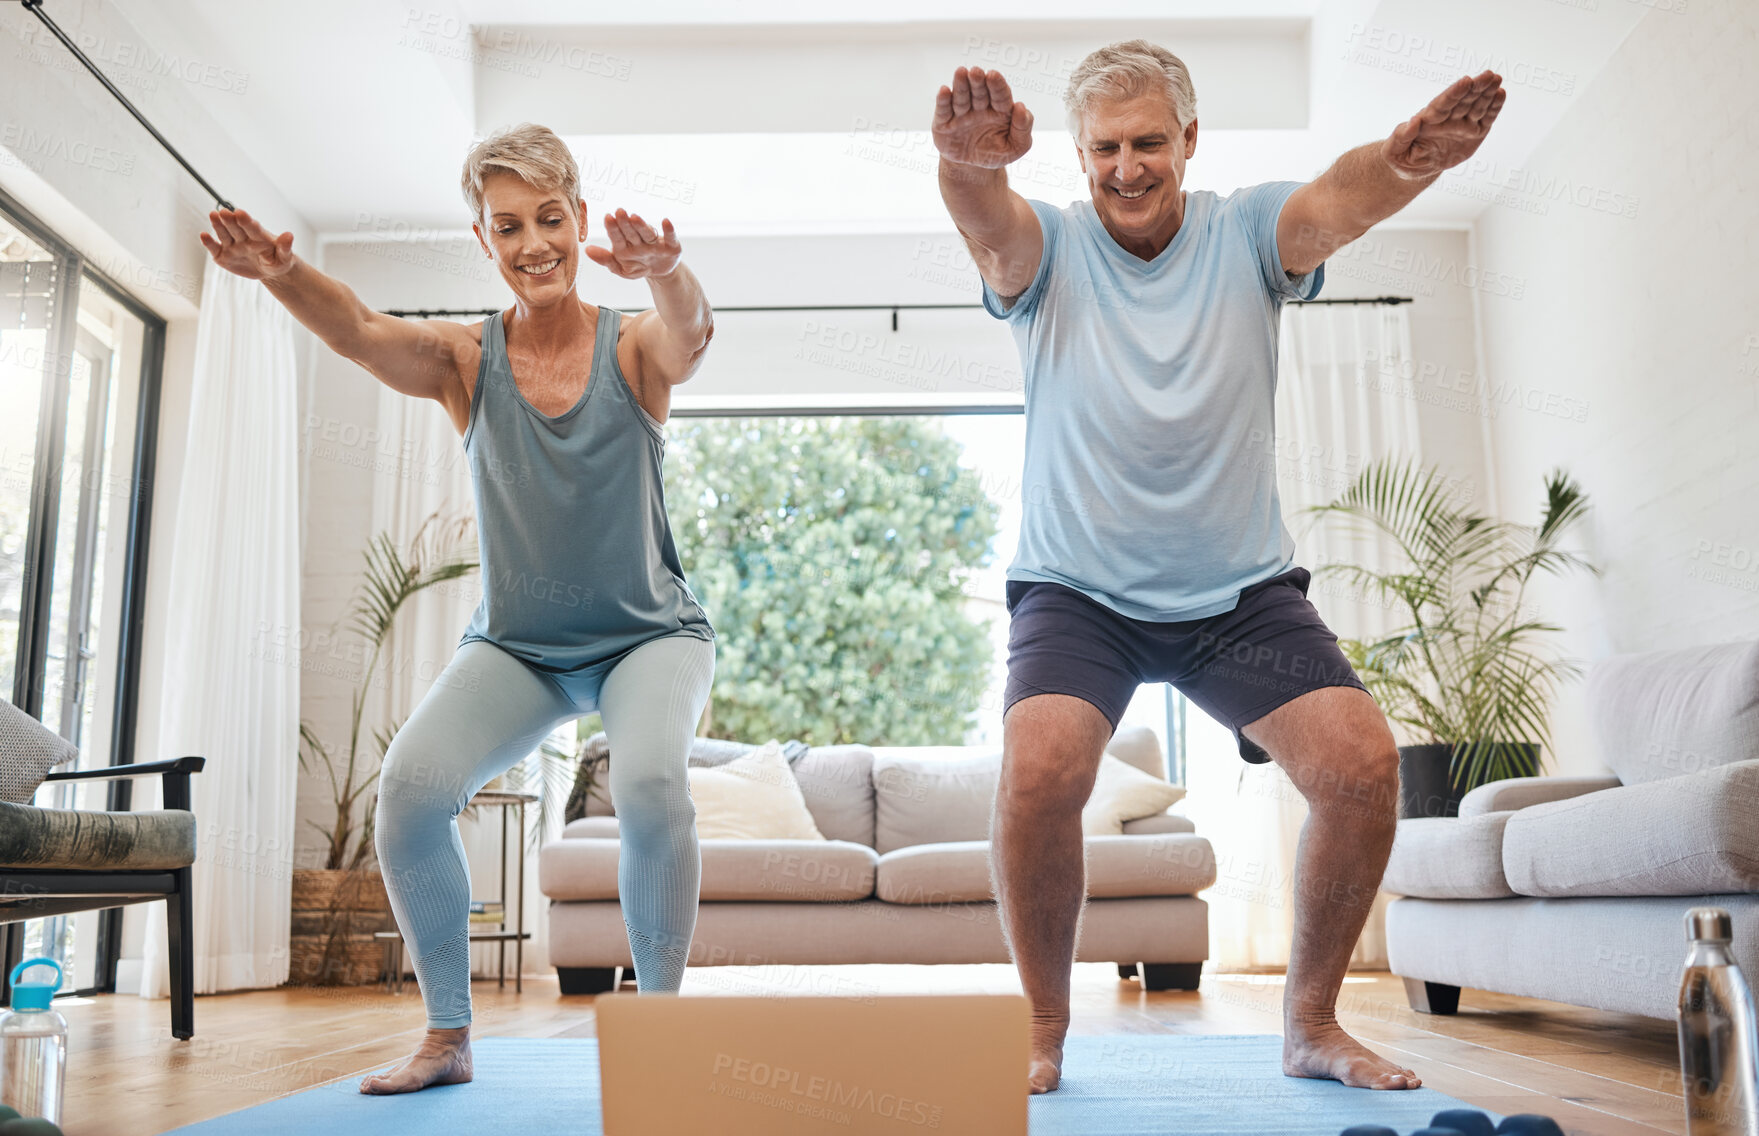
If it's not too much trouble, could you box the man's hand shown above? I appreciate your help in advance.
[1382,70,1506,180]
[1279,70,1509,274]
[585,208,682,279]
[200,208,295,279]
[933,66,1034,169]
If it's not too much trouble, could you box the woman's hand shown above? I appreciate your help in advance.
[584,208,682,279]
[199,207,296,279]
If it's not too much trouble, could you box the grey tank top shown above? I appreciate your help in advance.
[458,304,712,673]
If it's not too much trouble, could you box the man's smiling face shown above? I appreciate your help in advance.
[1075,93,1198,259]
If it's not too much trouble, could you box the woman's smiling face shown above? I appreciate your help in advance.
[475,171,588,299]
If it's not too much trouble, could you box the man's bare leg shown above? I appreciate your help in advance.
[1241,685,1421,1090]
[990,693,1113,1094]
[359,1025,474,1094]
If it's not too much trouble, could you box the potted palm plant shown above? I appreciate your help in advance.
[1301,457,1598,818]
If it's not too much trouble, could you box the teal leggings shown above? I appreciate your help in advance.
[374,633,715,1028]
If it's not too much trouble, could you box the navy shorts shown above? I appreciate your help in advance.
[1002,566,1371,763]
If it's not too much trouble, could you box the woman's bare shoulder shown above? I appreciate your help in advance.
[442,318,492,434]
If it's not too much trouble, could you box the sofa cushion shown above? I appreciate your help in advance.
[541,838,877,902]
[0,802,196,870]
[1120,811,1196,836]
[1084,754,1185,835]
[1587,639,1759,785]
[688,736,810,767]
[688,740,825,841]
[790,745,876,847]
[1381,812,1518,899]
[1458,775,1623,818]
[0,699,78,805]
[1502,759,1759,897]
[872,751,1001,854]
[685,736,758,766]
[874,834,1215,904]
[870,734,1182,853]
[561,816,620,839]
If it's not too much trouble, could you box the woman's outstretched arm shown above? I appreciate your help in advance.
[585,207,714,389]
[202,207,471,408]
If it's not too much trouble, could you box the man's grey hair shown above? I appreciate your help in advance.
[1064,40,1198,142]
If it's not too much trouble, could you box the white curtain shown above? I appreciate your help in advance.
[368,353,563,981]
[141,263,301,996]
[1184,301,1420,971]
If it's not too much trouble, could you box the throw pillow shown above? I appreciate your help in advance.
[565,734,817,823]
[1105,724,1168,779]
[0,698,78,805]
[688,739,826,841]
[1082,753,1185,836]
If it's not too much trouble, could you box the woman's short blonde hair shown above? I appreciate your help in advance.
[459,122,582,226]
[1064,40,1198,142]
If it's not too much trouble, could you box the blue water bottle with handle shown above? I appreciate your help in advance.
[0,958,68,1125]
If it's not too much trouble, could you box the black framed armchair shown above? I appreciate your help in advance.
[0,756,206,1039]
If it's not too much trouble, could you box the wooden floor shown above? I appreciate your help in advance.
[62,966,1687,1135]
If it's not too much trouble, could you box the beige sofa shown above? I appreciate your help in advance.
[539,727,1216,994]
[1382,638,1759,1018]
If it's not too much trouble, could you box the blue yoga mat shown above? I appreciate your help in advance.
[167,1034,1497,1135]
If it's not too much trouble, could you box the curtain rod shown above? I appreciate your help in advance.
[17,0,234,209]
[385,295,1413,324]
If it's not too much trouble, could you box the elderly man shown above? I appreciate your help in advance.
[931,40,1504,1093]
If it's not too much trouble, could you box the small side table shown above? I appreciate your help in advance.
[379,788,538,994]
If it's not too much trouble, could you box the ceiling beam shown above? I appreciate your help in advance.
[472,19,1311,135]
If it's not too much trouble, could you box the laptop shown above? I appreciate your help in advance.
[595,992,1029,1135]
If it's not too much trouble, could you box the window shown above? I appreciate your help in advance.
[664,412,1180,766]
[0,191,165,995]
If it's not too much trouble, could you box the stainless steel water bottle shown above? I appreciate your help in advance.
[1680,907,1759,1136]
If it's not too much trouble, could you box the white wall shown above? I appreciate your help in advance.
[1474,0,1759,775]
[0,0,314,986]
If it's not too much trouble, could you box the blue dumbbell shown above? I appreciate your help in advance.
[1338,1127,1399,1136]
[1432,1109,1497,1136]
[1410,1129,1467,1136]
[1496,1117,1565,1136]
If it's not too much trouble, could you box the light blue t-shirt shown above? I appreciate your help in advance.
[982,181,1323,622]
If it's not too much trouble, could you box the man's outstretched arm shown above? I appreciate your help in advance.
[934,66,1043,304]
[1279,70,1507,276]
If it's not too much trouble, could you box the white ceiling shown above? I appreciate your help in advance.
[117,0,1647,239]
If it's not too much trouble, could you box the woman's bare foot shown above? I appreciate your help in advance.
[1026,1010,1069,1094]
[359,1025,474,1094]
[1283,1020,1420,1089]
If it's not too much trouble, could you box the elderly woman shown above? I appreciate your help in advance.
[201,122,717,1094]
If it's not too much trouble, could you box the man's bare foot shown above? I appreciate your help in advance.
[359,1025,474,1094]
[1284,1021,1420,1090]
[1027,1010,1068,1094]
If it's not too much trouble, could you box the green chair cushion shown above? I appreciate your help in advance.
[0,802,196,870]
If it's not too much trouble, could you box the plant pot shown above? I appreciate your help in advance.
[1398,744,1465,819]
[1398,742,1541,819]
[288,867,394,986]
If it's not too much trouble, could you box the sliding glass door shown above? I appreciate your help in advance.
[0,189,164,996]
